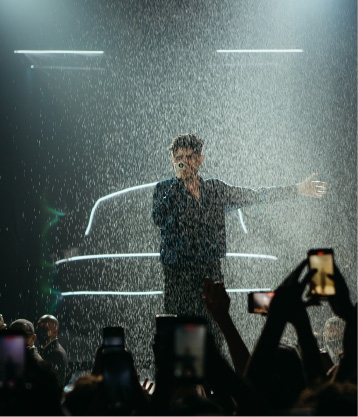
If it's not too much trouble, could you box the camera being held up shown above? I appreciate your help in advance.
[101,326,148,414]
[154,314,208,384]
[307,248,335,299]
[248,291,275,315]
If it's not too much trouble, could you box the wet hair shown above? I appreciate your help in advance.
[38,314,59,329]
[168,134,204,155]
[9,318,35,336]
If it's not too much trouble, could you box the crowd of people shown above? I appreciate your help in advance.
[0,258,356,416]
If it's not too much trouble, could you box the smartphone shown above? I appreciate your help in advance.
[0,333,26,388]
[308,248,335,297]
[102,349,138,407]
[103,326,125,351]
[155,314,178,338]
[172,317,207,382]
[248,291,275,314]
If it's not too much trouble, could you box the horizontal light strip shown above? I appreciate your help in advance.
[226,253,277,260]
[85,182,158,236]
[30,65,105,71]
[217,49,303,53]
[59,288,272,297]
[55,252,277,266]
[55,253,160,265]
[227,288,272,293]
[61,291,163,296]
[14,50,104,55]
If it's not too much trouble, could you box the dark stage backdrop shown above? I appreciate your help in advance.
[0,0,356,379]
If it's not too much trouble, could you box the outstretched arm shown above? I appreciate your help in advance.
[218,172,327,210]
[296,173,327,198]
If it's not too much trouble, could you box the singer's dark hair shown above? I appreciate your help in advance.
[168,134,204,155]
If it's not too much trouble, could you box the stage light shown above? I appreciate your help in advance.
[238,209,248,234]
[55,252,277,266]
[58,288,272,297]
[226,288,271,293]
[85,182,158,236]
[61,291,163,297]
[14,50,104,55]
[55,253,160,266]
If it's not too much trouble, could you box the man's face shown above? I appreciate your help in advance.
[171,148,204,180]
[37,319,57,343]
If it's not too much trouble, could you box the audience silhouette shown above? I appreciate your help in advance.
[0,251,356,415]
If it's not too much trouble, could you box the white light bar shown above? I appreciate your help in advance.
[85,182,158,236]
[226,253,277,260]
[61,290,163,296]
[238,209,248,234]
[14,50,104,55]
[55,253,160,266]
[59,288,272,297]
[30,65,105,71]
[226,288,272,293]
[84,182,249,236]
[217,49,303,53]
[55,252,277,266]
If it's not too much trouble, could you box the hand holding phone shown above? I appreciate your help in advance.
[0,333,26,388]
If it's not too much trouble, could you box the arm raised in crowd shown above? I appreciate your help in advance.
[326,264,357,383]
[203,278,250,375]
[245,260,327,410]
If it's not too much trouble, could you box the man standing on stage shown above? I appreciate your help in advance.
[152,133,327,321]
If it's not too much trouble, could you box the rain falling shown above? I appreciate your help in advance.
[0,0,356,384]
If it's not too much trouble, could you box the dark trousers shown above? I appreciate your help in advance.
[162,259,224,349]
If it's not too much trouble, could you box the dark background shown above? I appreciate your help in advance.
[0,0,356,379]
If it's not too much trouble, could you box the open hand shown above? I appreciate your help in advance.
[297,173,327,198]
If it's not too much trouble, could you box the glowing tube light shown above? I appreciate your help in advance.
[84,182,249,236]
[30,65,105,71]
[14,50,104,55]
[55,252,277,266]
[226,253,277,260]
[226,288,272,293]
[59,288,271,297]
[84,182,158,236]
[61,290,163,296]
[55,253,160,266]
[238,209,248,234]
[217,49,303,53]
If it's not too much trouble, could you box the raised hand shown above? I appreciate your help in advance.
[327,263,355,321]
[140,376,155,395]
[268,259,317,323]
[203,278,230,321]
[297,173,327,198]
[203,278,250,374]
